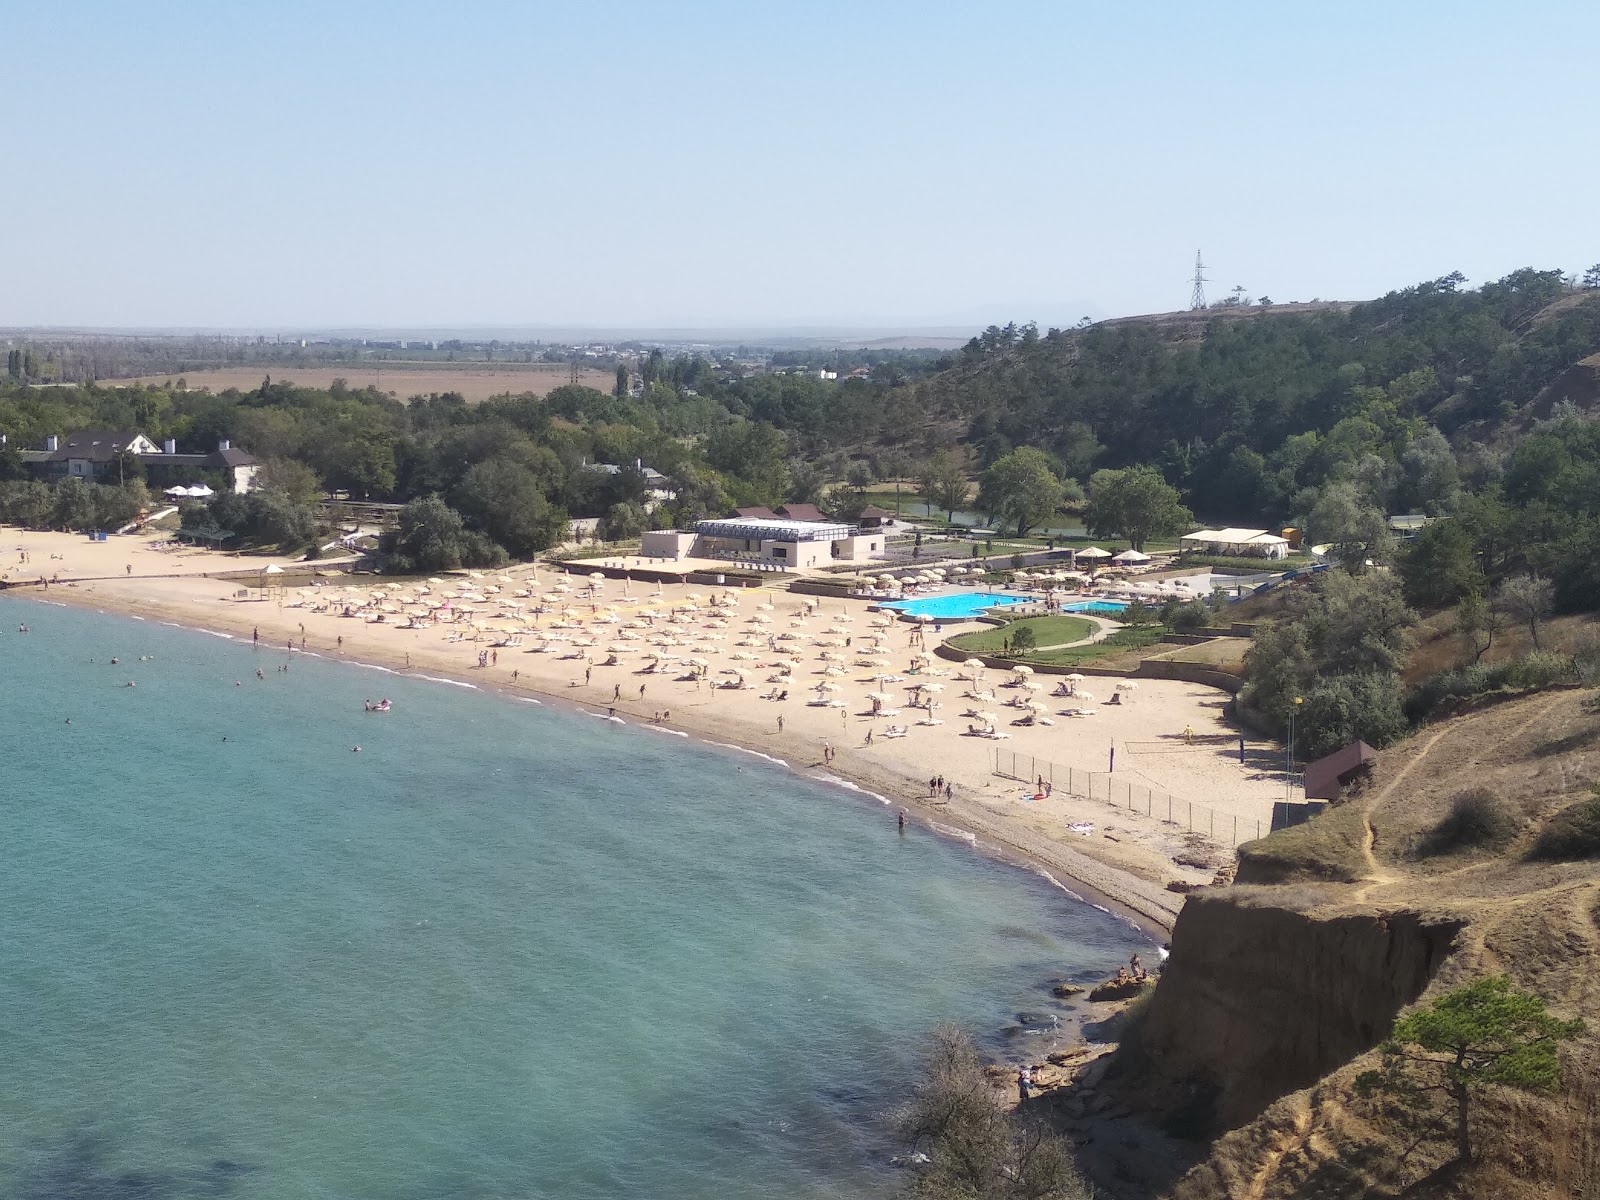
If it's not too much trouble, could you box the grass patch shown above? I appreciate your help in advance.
[1025,625,1170,666]
[1235,802,1370,884]
[1414,789,1520,859]
[946,614,1095,655]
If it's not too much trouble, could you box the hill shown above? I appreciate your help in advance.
[886,271,1600,525]
[1085,688,1600,1199]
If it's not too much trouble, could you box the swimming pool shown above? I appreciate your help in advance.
[1065,600,1130,616]
[879,591,1031,620]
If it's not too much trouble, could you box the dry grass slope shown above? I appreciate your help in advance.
[1135,688,1600,1200]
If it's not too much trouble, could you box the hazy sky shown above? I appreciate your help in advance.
[4,0,1596,330]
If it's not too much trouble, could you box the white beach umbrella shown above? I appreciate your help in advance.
[1012,665,1034,676]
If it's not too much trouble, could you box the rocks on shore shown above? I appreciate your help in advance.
[1088,977,1153,1002]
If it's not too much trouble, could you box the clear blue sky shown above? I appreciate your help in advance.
[3,0,1595,330]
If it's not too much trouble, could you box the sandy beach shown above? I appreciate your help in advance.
[1,528,1285,933]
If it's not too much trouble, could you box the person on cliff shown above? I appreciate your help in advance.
[1016,1066,1031,1103]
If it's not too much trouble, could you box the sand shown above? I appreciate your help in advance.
[2,527,1288,933]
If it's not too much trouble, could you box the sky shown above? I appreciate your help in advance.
[3,0,1597,331]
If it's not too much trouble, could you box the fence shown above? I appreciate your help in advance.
[991,747,1264,846]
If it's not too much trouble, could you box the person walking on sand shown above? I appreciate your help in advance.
[337,635,343,652]
[945,781,953,801]
[865,728,874,746]
[639,683,646,700]
[585,666,592,685]
[777,714,784,733]
[614,684,622,702]
[253,627,259,646]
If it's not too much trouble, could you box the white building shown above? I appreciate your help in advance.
[1179,528,1291,559]
[639,516,885,568]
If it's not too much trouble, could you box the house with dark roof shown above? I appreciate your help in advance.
[22,431,261,494]
[1303,740,1378,800]
[775,502,828,523]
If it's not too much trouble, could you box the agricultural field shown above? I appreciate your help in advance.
[101,362,616,402]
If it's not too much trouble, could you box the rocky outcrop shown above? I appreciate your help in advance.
[1107,892,1462,1135]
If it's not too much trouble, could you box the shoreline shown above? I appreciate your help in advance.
[9,578,1180,938]
[1,530,1282,938]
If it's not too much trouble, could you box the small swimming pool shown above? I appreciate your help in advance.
[879,591,1031,620]
[1065,600,1130,616]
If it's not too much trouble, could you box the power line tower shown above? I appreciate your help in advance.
[1189,251,1208,311]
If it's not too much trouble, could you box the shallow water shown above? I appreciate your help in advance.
[1,598,1144,1199]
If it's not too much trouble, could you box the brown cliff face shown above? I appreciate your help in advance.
[1110,893,1462,1135]
[1093,690,1600,1200]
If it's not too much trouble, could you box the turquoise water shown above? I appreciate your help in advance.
[878,591,1028,620]
[0,598,1144,1200]
[1064,600,1129,616]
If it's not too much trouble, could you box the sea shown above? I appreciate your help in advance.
[0,598,1146,1200]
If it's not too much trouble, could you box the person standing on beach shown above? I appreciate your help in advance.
[253,627,259,646]
[945,781,953,801]
[777,714,784,733]
[897,808,906,833]
[585,666,592,685]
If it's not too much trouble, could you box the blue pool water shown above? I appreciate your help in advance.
[879,591,1029,620]
[1065,600,1130,616]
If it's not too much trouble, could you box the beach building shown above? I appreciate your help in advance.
[1178,527,1291,559]
[1303,740,1378,801]
[21,431,260,493]
[639,515,885,568]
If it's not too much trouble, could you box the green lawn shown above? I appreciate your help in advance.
[1023,625,1170,665]
[947,614,1096,654]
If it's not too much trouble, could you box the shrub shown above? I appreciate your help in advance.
[1160,598,1212,633]
[1297,671,1409,759]
[1529,788,1600,861]
[1008,624,1037,653]
[1121,599,1157,626]
[1416,789,1519,857]
[1405,652,1578,721]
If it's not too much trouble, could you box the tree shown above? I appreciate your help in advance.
[978,448,1067,537]
[255,457,325,506]
[383,495,507,573]
[1495,574,1554,649]
[1583,264,1600,289]
[916,449,971,524]
[614,363,629,397]
[1309,480,1393,570]
[1084,466,1192,551]
[1399,519,1483,609]
[452,459,566,559]
[896,1025,1089,1200]
[1008,624,1037,655]
[601,500,647,542]
[1455,590,1501,664]
[1356,975,1583,1162]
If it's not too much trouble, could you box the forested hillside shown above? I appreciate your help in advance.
[904,268,1600,523]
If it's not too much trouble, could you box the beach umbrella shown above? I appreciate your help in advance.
[1012,664,1034,676]
[1064,673,1086,682]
